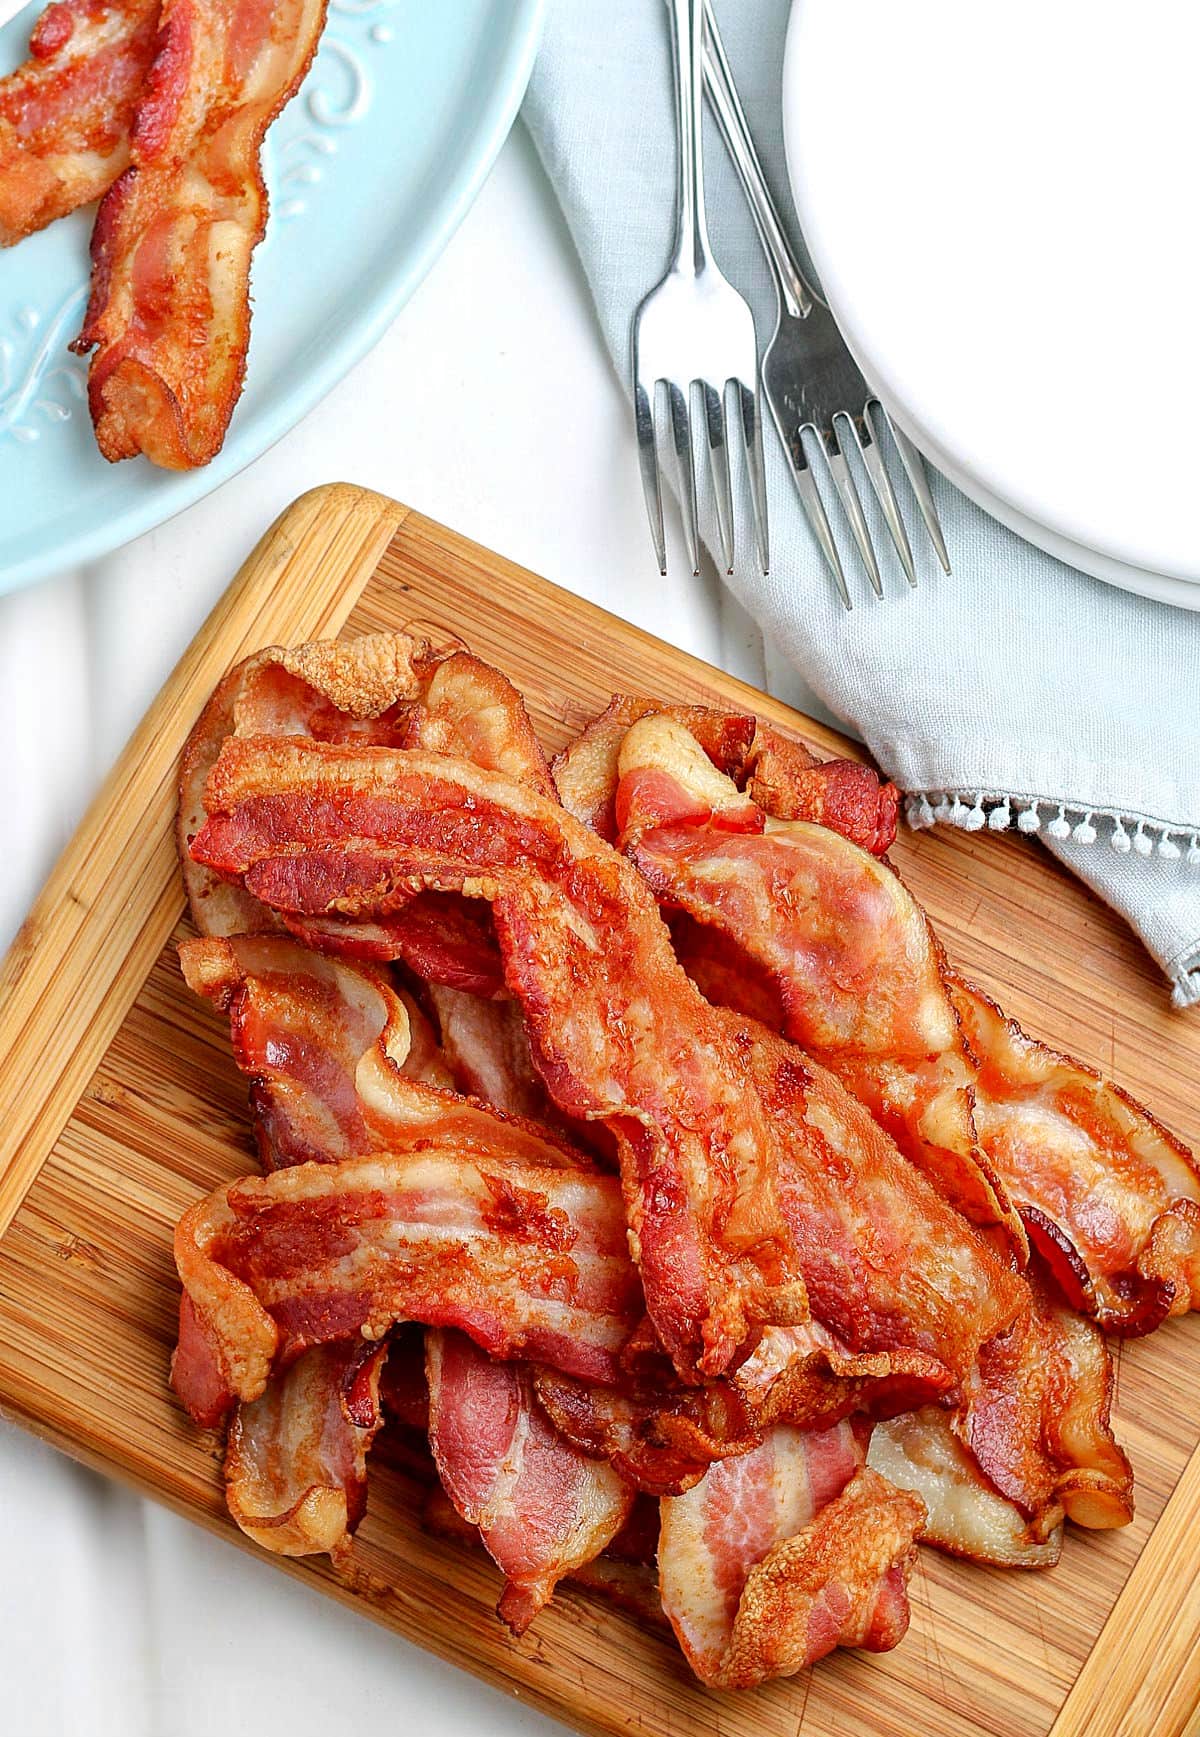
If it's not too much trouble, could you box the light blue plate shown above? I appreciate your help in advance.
[0,0,545,595]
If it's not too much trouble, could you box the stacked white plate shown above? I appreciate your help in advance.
[782,0,1200,608]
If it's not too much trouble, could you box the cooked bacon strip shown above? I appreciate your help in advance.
[867,1408,1062,1569]
[224,1339,385,1556]
[553,697,897,854]
[617,715,1024,1255]
[951,975,1200,1333]
[0,0,160,246]
[422,1483,667,1630]
[427,1330,633,1633]
[72,0,328,465]
[963,1280,1132,1532]
[283,896,508,996]
[658,1423,924,1687]
[180,933,584,1172]
[179,635,434,937]
[190,735,1025,1397]
[533,1367,760,1498]
[171,1150,643,1424]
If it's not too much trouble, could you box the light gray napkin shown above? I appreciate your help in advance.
[523,0,1200,1007]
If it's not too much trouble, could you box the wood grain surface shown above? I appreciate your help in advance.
[1,483,1197,1737]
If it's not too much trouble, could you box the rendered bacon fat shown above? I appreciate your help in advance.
[72,0,328,466]
[867,1408,1063,1569]
[658,1422,924,1687]
[172,1150,643,1423]
[190,735,1026,1398]
[0,0,159,245]
[427,1330,633,1633]
[224,1338,385,1556]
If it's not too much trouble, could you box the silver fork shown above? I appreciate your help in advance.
[633,0,769,578]
[701,0,950,606]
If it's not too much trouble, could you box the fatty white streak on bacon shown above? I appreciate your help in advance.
[658,1422,924,1687]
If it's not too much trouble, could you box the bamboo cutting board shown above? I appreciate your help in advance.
[1,482,1198,1737]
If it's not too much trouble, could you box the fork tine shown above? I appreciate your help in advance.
[789,433,852,610]
[854,413,916,587]
[879,407,951,574]
[701,381,734,574]
[635,379,667,576]
[825,422,883,599]
[668,380,701,576]
[735,379,770,575]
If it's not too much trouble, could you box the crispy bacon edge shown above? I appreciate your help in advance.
[0,0,160,245]
[658,1423,924,1688]
[551,695,897,854]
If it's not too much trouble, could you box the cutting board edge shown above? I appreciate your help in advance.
[1,486,1196,1737]
[0,482,406,1238]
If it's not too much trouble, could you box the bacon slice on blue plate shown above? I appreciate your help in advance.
[188,734,1025,1401]
[427,1330,633,1634]
[71,0,328,465]
[658,1420,924,1687]
[0,0,160,245]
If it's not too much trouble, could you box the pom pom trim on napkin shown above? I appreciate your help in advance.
[906,790,1200,1008]
[906,792,1200,862]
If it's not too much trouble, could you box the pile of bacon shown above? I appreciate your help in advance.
[169,631,1200,1690]
[0,0,326,467]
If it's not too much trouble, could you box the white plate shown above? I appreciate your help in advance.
[782,0,1200,603]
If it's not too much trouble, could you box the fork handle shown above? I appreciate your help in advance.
[667,0,712,271]
[700,0,815,320]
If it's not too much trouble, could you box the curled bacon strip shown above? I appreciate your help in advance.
[178,933,578,1172]
[171,1150,643,1424]
[0,0,159,246]
[427,1330,633,1634]
[224,1338,385,1556]
[963,1280,1133,1533]
[951,975,1200,1333]
[658,1422,924,1688]
[72,0,328,465]
[553,696,897,853]
[189,735,1024,1399]
[616,715,1023,1256]
[867,1408,1062,1569]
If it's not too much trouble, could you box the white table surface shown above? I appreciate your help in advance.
[0,125,827,1737]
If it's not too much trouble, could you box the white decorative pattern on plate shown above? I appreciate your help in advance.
[0,291,88,445]
[277,0,397,221]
